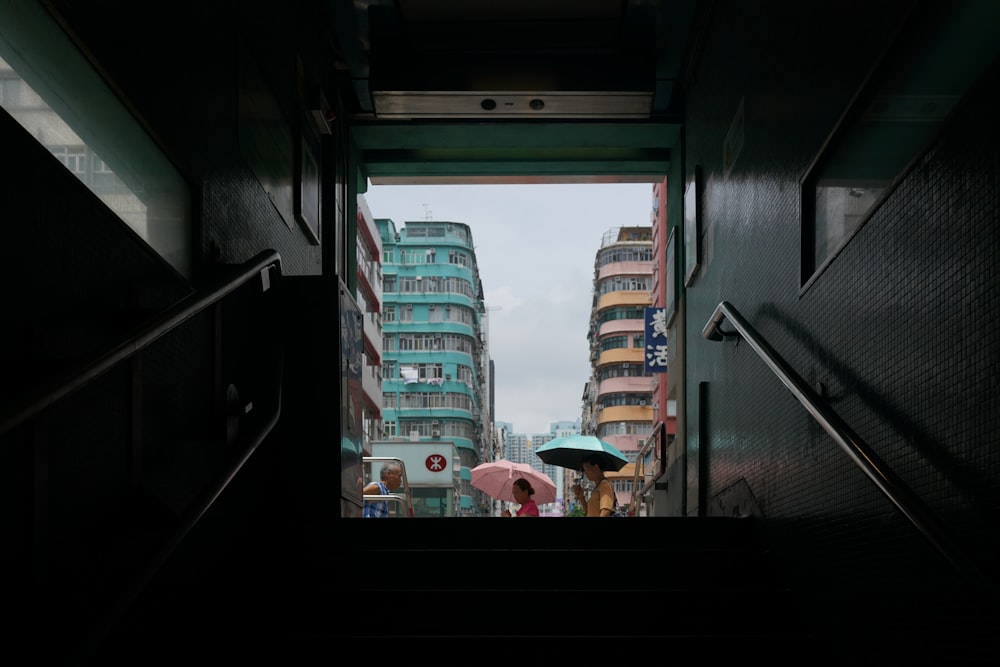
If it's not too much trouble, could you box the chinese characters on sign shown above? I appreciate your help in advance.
[644,306,668,373]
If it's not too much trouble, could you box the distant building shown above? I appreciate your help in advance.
[534,420,580,516]
[505,430,532,466]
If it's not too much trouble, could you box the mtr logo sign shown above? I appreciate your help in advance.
[370,441,455,485]
[425,454,448,472]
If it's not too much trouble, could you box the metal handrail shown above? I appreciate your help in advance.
[629,421,666,516]
[703,300,997,605]
[0,249,283,437]
[362,494,410,516]
[60,250,285,661]
[78,397,283,663]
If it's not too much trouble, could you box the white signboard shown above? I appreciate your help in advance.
[370,440,457,486]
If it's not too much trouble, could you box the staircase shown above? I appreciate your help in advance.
[310,516,839,661]
[73,507,1000,665]
[80,515,837,663]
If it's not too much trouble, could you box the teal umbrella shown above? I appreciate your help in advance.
[535,434,628,472]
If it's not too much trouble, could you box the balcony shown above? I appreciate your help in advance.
[361,310,382,367]
[597,348,643,366]
[597,404,653,427]
[597,375,653,398]
[361,363,383,417]
[597,290,652,311]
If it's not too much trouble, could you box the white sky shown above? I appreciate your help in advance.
[362,181,655,436]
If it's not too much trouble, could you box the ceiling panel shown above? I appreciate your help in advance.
[331,0,697,183]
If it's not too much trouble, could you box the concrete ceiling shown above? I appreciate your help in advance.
[327,0,700,184]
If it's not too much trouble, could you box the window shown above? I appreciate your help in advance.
[50,146,87,174]
[800,2,999,289]
[600,335,628,352]
[0,2,192,276]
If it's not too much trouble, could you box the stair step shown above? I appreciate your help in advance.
[337,515,763,551]
[342,550,785,591]
[92,630,842,666]
[310,589,811,635]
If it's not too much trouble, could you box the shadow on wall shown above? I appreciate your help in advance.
[708,477,762,518]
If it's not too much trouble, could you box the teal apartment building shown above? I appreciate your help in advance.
[376,219,491,517]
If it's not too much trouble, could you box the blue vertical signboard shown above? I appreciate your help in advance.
[644,306,668,373]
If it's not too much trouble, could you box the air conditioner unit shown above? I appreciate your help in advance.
[431,429,441,438]
[639,400,646,406]
[431,420,440,426]
[623,362,630,368]
[429,304,435,310]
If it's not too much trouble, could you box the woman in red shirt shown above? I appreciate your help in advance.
[501,478,540,517]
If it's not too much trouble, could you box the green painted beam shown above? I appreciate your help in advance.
[351,121,679,150]
[363,159,671,177]
[353,120,677,182]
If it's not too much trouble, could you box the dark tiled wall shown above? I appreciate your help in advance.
[683,1,998,660]
[0,109,191,388]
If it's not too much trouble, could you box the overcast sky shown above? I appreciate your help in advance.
[362,181,655,436]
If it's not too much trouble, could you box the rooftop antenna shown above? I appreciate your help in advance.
[422,203,432,220]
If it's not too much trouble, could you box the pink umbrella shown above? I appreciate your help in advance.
[470,460,557,505]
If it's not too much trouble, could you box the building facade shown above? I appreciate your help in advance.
[583,226,655,507]
[355,195,384,453]
[376,218,490,517]
[641,177,678,515]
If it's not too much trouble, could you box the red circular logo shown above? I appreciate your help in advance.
[425,454,448,472]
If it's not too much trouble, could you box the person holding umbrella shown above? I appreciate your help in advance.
[581,454,616,517]
[500,478,540,517]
